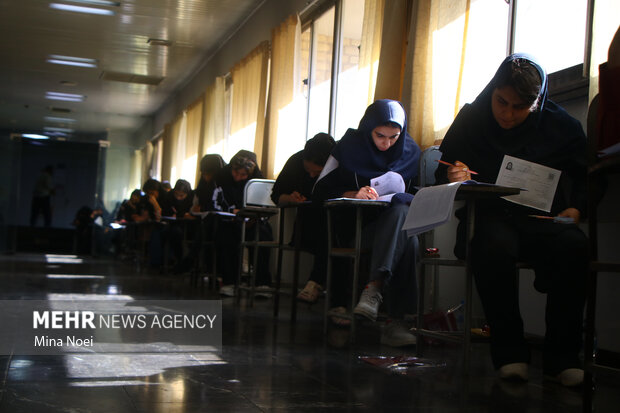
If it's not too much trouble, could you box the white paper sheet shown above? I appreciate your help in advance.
[402,182,463,237]
[371,171,405,197]
[495,155,560,212]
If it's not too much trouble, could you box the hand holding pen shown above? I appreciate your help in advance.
[438,159,478,183]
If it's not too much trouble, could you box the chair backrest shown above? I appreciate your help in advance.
[243,179,276,207]
[418,145,442,187]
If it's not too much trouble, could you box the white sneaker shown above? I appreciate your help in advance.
[353,284,382,322]
[219,284,236,297]
[550,368,584,387]
[381,320,417,347]
[498,362,528,381]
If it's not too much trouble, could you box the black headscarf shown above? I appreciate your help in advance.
[195,154,226,211]
[330,99,420,181]
[161,179,193,217]
[214,150,263,211]
[437,53,587,215]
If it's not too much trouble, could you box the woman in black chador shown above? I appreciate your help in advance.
[435,54,588,386]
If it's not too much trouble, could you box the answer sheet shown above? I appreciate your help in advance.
[495,155,560,212]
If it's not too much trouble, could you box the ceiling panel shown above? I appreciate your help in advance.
[0,0,263,137]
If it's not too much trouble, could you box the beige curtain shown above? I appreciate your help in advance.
[185,96,204,187]
[167,113,185,183]
[359,0,385,105]
[588,1,620,103]
[129,149,143,193]
[140,141,153,184]
[161,124,172,182]
[374,0,408,101]
[202,76,228,159]
[230,41,270,165]
[402,0,508,148]
[265,14,302,178]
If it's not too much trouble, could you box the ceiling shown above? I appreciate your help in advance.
[0,0,264,140]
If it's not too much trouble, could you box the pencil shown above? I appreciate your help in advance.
[436,159,478,175]
[528,215,554,220]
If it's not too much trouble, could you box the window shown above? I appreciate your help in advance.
[512,0,588,74]
[303,6,334,140]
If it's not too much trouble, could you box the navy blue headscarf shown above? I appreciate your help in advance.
[331,99,420,180]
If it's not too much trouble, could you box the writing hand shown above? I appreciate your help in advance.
[290,191,307,203]
[557,208,580,224]
[446,160,472,183]
[355,186,378,200]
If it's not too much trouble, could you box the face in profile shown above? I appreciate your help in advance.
[231,167,249,182]
[371,125,401,151]
[303,160,323,178]
[491,86,537,130]
[130,193,140,204]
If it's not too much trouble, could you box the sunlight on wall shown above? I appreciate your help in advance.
[181,154,197,184]
[226,122,257,162]
[274,97,306,175]
[432,13,466,134]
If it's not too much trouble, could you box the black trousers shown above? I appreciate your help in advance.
[294,206,328,285]
[216,218,273,286]
[464,213,587,374]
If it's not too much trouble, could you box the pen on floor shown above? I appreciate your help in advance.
[435,159,478,175]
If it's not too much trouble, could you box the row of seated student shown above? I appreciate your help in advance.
[110,53,590,387]
[271,53,589,387]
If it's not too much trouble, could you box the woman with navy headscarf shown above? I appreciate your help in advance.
[435,54,588,386]
[314,99,421,347]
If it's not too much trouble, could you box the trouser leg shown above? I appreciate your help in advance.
[521,223,587,374]
[471,218,529,369]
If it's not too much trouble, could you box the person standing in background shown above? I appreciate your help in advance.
[30,165,55,227]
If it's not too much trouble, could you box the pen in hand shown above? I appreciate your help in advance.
[436,159,478,175]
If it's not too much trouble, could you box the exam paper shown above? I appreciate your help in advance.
[371,171,405,201]
[402,182,462,237]
[495,155,560,212]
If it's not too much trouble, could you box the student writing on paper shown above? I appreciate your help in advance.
[213,150,273,297]
[159,179,195,273]
[270,133,335,305]
[435,54,588,386]
[192,154,226,213]
[313,99,421,345]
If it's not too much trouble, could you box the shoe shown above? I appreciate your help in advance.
[380,319,417,347]
[546,368,584,387]
[219,284,236,297]
[353,283,382,322]
[297,281,322,303]
[254,285,273,299]
[498,362,528,381]
[329,306,351,326]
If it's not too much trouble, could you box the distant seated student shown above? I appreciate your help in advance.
[133,179,163,223]
[116,189,141,223]
[133,179,164,267]
[435,54,587,387]
[160,179,195,273]
[270,133,335,304]
[192,154,226,213]
[213,150,273,296]
[161,180,172,193]
[72,205,103,254]
[313,99,421,346]
[161,179,194,219]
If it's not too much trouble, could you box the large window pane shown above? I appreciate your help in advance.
[514,0,588,74]
[333,0,367,141]
[306,7,334,140]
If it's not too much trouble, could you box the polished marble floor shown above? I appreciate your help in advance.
[0,252,618,412]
